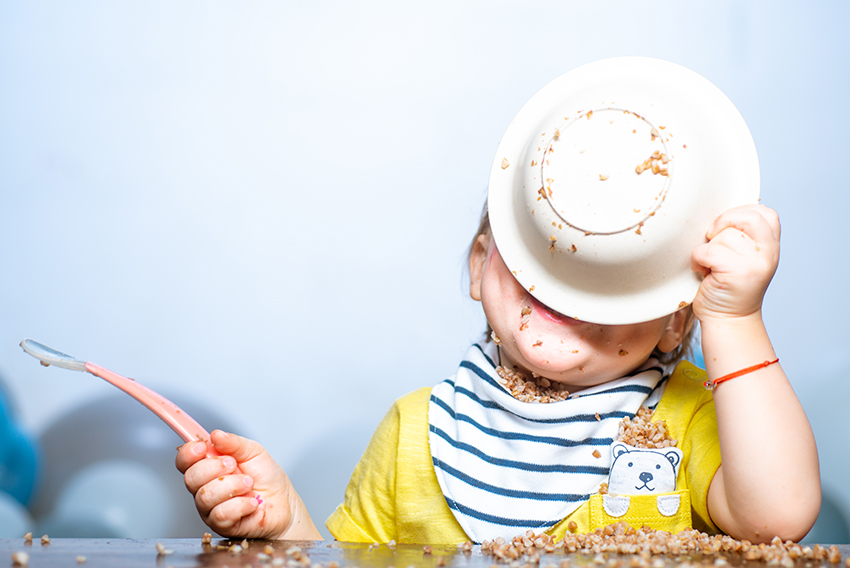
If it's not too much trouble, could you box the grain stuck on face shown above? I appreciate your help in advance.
[520,306,532,330]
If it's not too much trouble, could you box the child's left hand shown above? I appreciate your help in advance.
[690,204,781,322]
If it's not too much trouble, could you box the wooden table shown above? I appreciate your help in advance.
[2,538,848,568]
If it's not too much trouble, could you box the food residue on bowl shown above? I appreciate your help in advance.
[635,151,669,176]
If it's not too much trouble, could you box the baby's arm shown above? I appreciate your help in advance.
[691,205,820,542]
[176,430,322,540]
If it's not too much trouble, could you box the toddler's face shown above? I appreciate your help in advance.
[470,236,685,393]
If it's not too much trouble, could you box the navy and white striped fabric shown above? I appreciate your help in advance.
[428,342,666,543]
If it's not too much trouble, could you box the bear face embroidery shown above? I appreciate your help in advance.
[607,443,683,495]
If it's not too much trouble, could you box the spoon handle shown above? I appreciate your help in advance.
[84,362,227,460]
[85,362,255,499]
[21,339,250,482]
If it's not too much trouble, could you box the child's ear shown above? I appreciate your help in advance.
[469,234,490,301]
[656,307,693,353]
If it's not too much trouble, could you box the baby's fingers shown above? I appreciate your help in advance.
[205,494,261,534]
[183,453,240,495]
[209,430,266,464]
[692,224,776,280]
[176,440,210,474]
[195,473,256,518]
[706,204,780,244]
[690,241,713,277]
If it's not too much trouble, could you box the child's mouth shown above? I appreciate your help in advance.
[527,294,581,326]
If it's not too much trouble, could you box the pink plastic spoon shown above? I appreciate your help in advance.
[21,339,262,504]
[21,338,227,459]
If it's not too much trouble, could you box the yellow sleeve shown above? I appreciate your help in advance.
[325,387,468,544]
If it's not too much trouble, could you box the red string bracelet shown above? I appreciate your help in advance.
[703,358,779,390]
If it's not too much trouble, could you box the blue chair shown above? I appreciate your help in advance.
[0,376,41,536]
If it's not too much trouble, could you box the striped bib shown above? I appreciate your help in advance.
[428,342,666,543]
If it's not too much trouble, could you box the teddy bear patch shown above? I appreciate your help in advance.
[608,442,682,494]
[602,443,684,518]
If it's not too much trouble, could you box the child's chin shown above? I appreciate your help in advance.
[516,345,580,374]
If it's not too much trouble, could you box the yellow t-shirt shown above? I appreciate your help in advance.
[326,361,721,543]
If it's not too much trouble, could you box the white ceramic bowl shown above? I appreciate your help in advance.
[488,57,760,325]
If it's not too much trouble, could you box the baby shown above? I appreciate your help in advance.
[176,61,820,544]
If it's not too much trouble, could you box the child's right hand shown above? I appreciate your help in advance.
[690,204,780,323]
[176,430,322,540]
